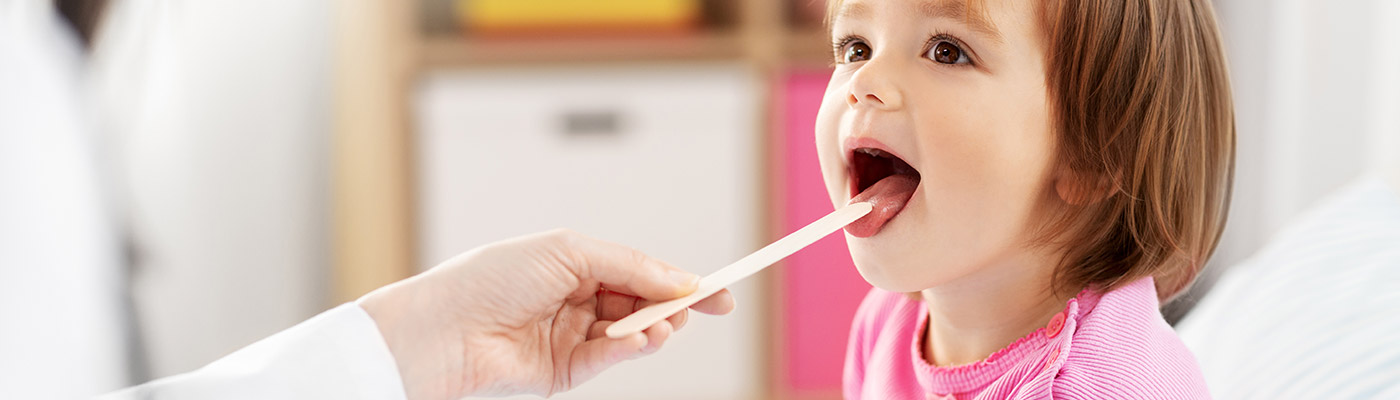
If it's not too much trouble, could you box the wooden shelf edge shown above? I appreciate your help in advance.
[419,31,748,67]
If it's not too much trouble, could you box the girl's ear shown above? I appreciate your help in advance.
[1055,168,1117,206]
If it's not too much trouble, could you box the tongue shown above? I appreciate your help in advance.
[845,174,919,238]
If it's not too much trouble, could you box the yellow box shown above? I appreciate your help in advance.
[458,0,701,34]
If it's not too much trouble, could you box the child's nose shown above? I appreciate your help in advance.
[845,61,904,111]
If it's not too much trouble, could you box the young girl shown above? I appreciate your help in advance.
[816,0,1233,398]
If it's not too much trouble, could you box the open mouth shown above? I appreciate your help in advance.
[845,146,921,238]
[850,148,919,196]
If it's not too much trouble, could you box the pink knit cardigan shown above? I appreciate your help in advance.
[843,277,1211,399]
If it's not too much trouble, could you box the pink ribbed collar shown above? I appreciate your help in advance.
[909,286,1102,396]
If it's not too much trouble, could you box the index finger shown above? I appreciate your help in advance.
[552,229,700,301]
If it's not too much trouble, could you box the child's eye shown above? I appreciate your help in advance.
[835,39,873,64]
[925,39,970,65]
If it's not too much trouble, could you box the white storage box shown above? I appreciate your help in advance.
[415,63,762,399]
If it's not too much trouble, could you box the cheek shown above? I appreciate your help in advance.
[813,81,852,206]
[917,83,1056,232]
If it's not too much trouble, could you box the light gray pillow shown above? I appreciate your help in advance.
[1177,175,1400,399]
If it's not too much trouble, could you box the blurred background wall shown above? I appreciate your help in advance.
[1,0,1397,398]
[1174,0,1400,317]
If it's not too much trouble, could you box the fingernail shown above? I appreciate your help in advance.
[668,269,698,288]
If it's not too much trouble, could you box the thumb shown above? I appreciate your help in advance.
[551,229,699,301]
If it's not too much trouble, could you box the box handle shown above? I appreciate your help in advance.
[561,110,623,137]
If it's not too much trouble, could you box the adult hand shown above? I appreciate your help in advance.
[358,229,735,400]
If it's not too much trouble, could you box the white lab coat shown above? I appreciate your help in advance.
[0,1,129,397]
[98,303,407,400]
[2,2,407,398]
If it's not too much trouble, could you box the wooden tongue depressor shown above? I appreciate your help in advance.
[605,202,874,339]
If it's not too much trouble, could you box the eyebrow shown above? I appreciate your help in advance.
[837,0,1004,43]
[920,0,1004,42]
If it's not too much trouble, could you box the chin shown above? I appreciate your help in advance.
[846,238,936,293]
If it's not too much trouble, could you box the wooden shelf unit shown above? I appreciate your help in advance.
[332,3,836,398]
[332,0,831,301]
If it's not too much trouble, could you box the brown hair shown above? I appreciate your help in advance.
[827,0,1235,303]
[56,0,110,48]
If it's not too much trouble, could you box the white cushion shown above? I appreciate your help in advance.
[1177,175,1400,398]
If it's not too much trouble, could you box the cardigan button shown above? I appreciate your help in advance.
[1045,311,1066,338]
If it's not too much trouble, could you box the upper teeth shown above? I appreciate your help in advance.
[857,148,886,157]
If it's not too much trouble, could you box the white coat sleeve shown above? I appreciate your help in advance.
[97,303,407,400]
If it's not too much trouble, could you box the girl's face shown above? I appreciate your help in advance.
[815,0,1061,292]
